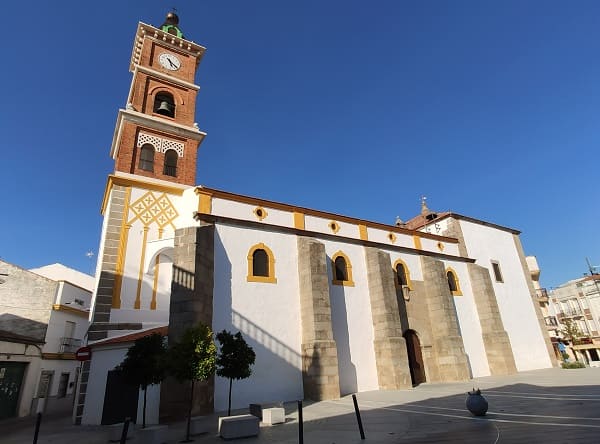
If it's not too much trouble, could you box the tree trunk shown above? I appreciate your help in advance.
[143,387,147,428]
[185,380,195,442]
[228,378,232,416]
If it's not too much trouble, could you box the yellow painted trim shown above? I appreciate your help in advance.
[253,206,268,221]
[42,353,76,360]
[413,235,422,250]
[102,174,186,215]
[135,226,150,309]
[150,255,160,310]
[331,251,355,287]
[359,224,368,241]
[196,188,213,214]
[388,232,397,243]
[293,212,305,230]
[112,188,132,309]
[437,242,445,252]
[445,267,463,296]
[52,304,89,318]
[247,243,277,283]
[392,259,412,290]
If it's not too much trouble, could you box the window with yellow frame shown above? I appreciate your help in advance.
[392,259,412,290]
[331,251,354,287]
[247,243,277,283]
[446,267,462,296]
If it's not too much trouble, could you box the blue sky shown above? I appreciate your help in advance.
[1,1,598,288]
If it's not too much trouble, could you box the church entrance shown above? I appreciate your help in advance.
[403,330,426,386]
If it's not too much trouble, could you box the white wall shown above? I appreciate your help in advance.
[441,260,490,378]
[323,240,379,394]
[44,310,88,354]
[31,264,95,292]
[458,219,552,371]
[212,224,303,412]
[82,346,126,424]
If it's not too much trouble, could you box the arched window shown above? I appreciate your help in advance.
[153,92,175,118]
[139,144,155,171]
[331,251,354,286]
[446,268,462,296]
[393,259,412,290]
[163,149,178,176]
[252,249,268,277]
[247,243,277,283]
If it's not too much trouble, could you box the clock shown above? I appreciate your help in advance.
[158,53,181,71]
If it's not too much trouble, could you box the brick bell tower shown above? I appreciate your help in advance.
[75,13,206,425]
[110,12,206,185]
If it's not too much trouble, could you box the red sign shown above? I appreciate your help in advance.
[75,346,92,361]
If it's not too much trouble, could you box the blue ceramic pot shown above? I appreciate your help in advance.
[466,389,488,416]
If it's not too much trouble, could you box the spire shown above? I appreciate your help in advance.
[420,196,429,215]
[160,10,185,39]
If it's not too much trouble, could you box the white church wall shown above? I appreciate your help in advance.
[211,198,294,228]
[441,260,491,378]
[387,251,424,282]
[322,240,379,394]
[365,227,415,249]
[458,219,552,371]
[304,215,358,239]
[212,224,303,411]
[109,186,179,326]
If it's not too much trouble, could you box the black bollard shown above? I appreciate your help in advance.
[120,417,131,444]
[352,394,365,439]
[32,412,42,444]
[297,400,303,444]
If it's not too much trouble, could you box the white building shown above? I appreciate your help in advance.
[76,13,556,425]
[549,274,600,365]
[0,262,92,419]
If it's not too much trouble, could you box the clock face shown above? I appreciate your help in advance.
[158,53,181,71]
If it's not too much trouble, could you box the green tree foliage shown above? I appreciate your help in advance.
[216,330,256,416]
[168,323,217,442]
[560,319,584,362]
[117,332,167,428]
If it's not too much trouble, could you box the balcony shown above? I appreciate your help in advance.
[544,316,558,327]
[535,288,549,302]
[59,337,82,353]
[557,308,583,320]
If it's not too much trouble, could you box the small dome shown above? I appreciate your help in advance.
[165,12,179,25]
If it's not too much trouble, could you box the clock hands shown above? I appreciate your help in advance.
[167,58,177,69]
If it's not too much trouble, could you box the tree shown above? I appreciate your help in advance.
[216,330,256,416]
[560,319,583,361]
[117,332,167,428]
[168,323,217,442]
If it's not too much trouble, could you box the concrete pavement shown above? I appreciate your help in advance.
[4,367,600,443]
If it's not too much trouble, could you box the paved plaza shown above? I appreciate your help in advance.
[4,367,600,443]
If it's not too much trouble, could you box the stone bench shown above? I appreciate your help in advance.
[262,407,285,425]
[218,414,259,440]
[249,401,284,420]
[137,424,169,444]
[107,422,135,442]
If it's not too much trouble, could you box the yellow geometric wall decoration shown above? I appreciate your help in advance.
[129,191,178,229]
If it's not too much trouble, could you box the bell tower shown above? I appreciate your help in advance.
[110,12,206,185]
[76,13,207,425]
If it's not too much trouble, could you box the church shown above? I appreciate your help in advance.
[77,13,555,425]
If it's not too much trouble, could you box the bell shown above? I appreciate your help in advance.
[156,101,173,116]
